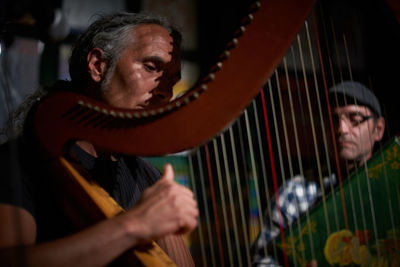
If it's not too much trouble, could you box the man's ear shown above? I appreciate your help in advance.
[374,117,385,142]
[87,48,106,82]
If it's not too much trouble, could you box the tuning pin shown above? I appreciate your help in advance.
[226,38,238,50]
[233,26,246,37]
[240,14,254,26]
[218,50,230,62]
[210,62,223,73]
[249,1,261,13]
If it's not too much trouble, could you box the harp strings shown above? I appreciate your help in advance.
[203,144,225,266]
[270,69,301,266]
[195,149,217,267]
[316,7,352,234]
[322,4,392,263]
[212,137,235,266]
[251,95,278,263]
[264,78,289,265]
[187,155,208,266]
[227,124,253,267]
[310,9,342,234]
[220,130,246,267]
[282,57,309,265]
[343,34,377,257]
[186,2,397,266]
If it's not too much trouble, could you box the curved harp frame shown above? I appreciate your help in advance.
[33,0,315,158]
[31,0,316,266]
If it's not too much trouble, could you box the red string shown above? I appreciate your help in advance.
[204,144,225,267]
[311,10,349,229]
[260,89,289,267]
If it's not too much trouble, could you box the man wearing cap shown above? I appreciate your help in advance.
[251,81,386,266]
[328,81,385,171]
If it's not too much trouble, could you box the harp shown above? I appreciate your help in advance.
[32,0,400,266]
[32,0,313,266]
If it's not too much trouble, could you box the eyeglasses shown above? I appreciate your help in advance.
[332,112,374,127]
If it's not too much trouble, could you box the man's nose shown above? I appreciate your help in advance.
[152,85,173,103]
[337,118,350,133]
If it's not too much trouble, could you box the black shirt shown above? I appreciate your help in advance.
[0,136,161,242]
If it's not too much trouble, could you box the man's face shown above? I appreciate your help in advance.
[332,104,384,164]
[102,24,178,109]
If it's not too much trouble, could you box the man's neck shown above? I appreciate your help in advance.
[75,140,98,157]
[75,140,118,161]
[342,154,372,174]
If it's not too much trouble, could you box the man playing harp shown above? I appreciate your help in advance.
[0,13,198,266]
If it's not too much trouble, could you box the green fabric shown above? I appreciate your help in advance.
[277,137,400,266]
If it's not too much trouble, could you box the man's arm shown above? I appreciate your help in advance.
[0,164,198,267]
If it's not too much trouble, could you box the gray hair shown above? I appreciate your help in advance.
[69,12,182,90]
[1,13,182,142]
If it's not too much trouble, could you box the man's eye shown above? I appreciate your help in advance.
[349,113,364,123]
[144,64,157,72]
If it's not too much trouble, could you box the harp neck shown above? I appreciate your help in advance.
[34,0,315,158]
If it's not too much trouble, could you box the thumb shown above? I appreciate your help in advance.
[161,164,174,182]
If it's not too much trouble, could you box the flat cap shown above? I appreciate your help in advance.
[328,81,382,117]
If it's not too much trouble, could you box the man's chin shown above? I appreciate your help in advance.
[339,150,356,161]
[135,101,169,110]
[134,105,145,110]
[134,101,150,109]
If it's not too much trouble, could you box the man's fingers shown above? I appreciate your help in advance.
[162,164,174,182]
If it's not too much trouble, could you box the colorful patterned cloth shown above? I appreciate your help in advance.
[252,174,337,266]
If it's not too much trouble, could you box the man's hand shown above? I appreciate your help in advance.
[124,164,198,244]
